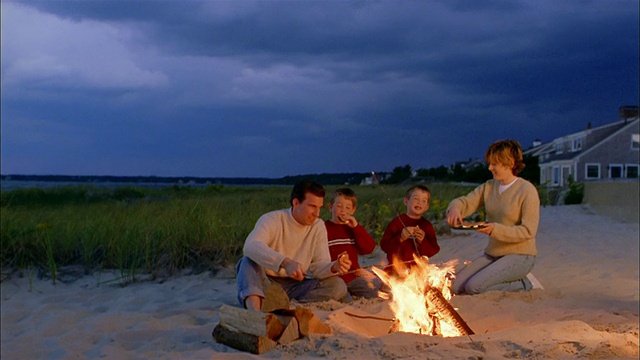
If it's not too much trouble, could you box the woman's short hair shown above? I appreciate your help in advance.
[484,139,526,175]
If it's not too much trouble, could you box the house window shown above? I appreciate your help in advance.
[542,167,551,184]
[585,164,600,179]
[555,142,563,154]
[626,164,639,178]
[609,164,623,179]
[632,134,639,150]
[553,166,560,185]
[561,166,572,186]
[572,138,583,151]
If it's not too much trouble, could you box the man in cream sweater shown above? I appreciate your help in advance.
[237,180,351,310]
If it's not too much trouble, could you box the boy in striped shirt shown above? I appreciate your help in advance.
[325,188,382,299]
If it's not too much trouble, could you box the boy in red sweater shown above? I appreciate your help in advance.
[380,185,440,271]
[325,188,382,299]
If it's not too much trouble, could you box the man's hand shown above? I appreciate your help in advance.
[331,252,352,274]
[280,257,305,281]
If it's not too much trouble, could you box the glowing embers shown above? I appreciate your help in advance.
[372,256,474,337]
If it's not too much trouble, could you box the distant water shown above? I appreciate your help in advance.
[0,179,284,191]
[1,179,232,191]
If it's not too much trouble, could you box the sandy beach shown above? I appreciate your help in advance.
[2,204,638,359]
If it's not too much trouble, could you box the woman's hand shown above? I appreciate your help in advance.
[477,222,494,235]
[446,208,462,227]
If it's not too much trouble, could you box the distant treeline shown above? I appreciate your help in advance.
[0,173,379,186]
[1,155,540,188]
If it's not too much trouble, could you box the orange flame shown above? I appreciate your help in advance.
[372,255,462,337]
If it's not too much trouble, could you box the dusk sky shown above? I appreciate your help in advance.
[2,0,638,178]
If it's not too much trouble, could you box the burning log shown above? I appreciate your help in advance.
[373,256,474,337]
[387,287,474,336]
[424,286,474,336]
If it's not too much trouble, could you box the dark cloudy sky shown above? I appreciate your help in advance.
[2,0,638,178]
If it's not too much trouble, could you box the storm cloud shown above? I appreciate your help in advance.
[2,0,638,177]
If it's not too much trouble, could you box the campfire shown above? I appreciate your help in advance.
[372,255,474,337]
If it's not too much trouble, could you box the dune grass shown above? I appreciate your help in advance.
[1,183,474,283]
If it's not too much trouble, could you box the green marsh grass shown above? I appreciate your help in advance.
[1,183,474,282]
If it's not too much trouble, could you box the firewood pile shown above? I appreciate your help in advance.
[212,284,332,354]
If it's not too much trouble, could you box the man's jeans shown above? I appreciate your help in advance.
[236,257,348,307]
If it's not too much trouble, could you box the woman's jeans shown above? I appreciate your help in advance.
[236,257,348,307]
[451,253,535,294]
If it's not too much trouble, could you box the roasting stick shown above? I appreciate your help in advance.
[321,172,421,282]
[371,172,421,256]
[319,259,418,281]
[343,311,393,322]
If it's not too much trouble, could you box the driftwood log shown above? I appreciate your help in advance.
[261,283,291,312]
[274,314,299,344]
[213,304,332,354]
[273,307,332,336]
[217,304,285,339]
[212,323,278,354]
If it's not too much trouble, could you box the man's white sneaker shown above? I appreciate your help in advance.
[526,273,544,290]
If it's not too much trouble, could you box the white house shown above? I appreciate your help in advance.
[525,106,639,187]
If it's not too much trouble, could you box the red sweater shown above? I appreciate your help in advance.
[380,214,439,266]
[324,220,376,283]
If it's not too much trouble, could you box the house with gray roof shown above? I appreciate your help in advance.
[525,106,639,187]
